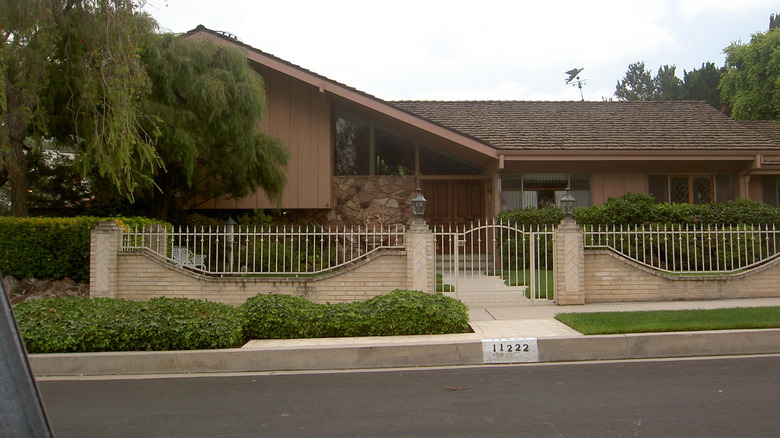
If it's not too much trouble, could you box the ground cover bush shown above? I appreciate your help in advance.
[13,297,245,353]
[13,291,471,352]
[241,290,471,339]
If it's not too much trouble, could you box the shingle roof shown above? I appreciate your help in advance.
[391,101,779,151]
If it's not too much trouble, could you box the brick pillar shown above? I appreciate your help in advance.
[89,221,122,298]
[406,218,435,293]
[554,216,585,305]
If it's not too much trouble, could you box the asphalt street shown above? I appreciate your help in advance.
[38,355,780,438]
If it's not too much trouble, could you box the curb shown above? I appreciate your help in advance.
[29,328,780,377]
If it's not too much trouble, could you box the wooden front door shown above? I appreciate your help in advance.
[422,180,485,226]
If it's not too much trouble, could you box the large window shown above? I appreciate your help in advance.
[500,173,591,211]
[335,110,483,177]
[335,113,415,176]
[648,174,736,204]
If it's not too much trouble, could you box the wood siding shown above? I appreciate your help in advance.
[590,172,646,205]
[207,63,332,210]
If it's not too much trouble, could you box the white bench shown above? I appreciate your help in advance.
[171,246,206,270]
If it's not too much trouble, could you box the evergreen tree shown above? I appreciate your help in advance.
[125,34,289,220]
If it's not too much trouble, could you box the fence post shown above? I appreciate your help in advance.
[406,218,435,293]
[554,216,585,305]
[89,221,122,298]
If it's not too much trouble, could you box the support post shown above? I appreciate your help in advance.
[89,221,122,298]
[554,216,585,305]
[406,217,435,293]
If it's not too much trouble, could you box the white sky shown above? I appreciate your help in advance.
[144,0,778,102]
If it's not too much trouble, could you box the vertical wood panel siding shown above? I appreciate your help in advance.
[591,172,646,205]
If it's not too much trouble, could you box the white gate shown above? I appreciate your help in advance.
[433,220,555,303]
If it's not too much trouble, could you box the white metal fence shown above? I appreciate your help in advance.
[433,221,555,303]
[584,223,780,274]
[121,224,406,276]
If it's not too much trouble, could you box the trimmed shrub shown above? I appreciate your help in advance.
[499,194,780,227]
[241,293,324,339]
[0,216,169,282]
[361,289,470,336]
[241,290,470,339]
[13,297,244,353]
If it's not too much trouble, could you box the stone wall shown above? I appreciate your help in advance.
[583,250,780,302]
[331,175,417,227]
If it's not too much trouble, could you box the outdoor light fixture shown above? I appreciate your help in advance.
[560,187,576,216]
[225,216,237,243]
[411,188,427,217]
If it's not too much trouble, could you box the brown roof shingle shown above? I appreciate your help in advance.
[391,101,779,152]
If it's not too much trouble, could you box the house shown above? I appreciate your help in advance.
[186,26,780,227]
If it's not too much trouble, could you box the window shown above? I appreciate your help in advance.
[335,113,414,176]
[500,173,590,211]
[649,174,734,204]
[419,146,483,175]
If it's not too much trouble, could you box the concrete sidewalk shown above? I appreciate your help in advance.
[30,298,780,377]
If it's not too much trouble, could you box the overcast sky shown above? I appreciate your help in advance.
[144,0,778,102]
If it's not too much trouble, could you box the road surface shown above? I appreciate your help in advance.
[38,355,780,437]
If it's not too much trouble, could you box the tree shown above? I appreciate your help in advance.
[0,0,161,217]
[615,61,656,101]
[720,26,780,120]
[123,34,289,220]
[615,62,686,101]
[681,62,725,111]
[654,65,683,101]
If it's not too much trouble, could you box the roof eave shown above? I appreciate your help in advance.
[184,27,498,160]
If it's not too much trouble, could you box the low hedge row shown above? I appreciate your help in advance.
[241,290,471,339]
[13,290,471,353]
[498,193,780,226]
[0,216,167,282]
[13,296,245,353]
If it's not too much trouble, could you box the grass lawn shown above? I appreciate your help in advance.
[493,269,555,299]
[555,306,780,335]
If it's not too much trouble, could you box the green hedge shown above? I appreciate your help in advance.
[0,216,168,282]
[13,291,471,352]
[241,290,471,339]
[13,297,245,353]
[498,193,780,226]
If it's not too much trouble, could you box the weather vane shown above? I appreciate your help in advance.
[565,68,587,101]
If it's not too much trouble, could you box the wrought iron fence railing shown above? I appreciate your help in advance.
[584,223,780,274]
[121,224,406,276]
[433,220,556,302]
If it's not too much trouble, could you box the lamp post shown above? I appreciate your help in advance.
[225,216,237,272]
[411,188,427,218]
[560,187,576,217]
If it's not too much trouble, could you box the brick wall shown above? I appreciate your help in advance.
[115,250,408,306]
[584,249,780,303]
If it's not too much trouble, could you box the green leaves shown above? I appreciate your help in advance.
[721,28,780,120]
[13,297,245,353]
[13,291,471,353]
[0,216,170,281]
[138,35,289,219]
[499,194,780,227]
[241,290,470,339]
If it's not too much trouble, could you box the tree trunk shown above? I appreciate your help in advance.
[2,81,30,217]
